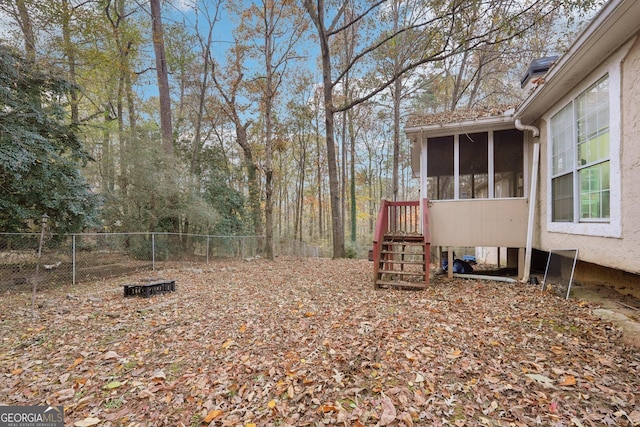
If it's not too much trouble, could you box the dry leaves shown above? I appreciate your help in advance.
[0,257,639,426]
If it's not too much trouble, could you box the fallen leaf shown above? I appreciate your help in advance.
[558,375,576,386]
[103,350,120,360]
[56,388,75,401]
[379,396,397,425]
[268,400,277,409]
[67,357,83,370]
[550,345,564,354]
[59,373,70,384]
[319,404,336,413]
[598,357,614,367]
[203,409,223,422]
[405,351,417,361]
[446,349,462,359]
[525,374,555,388]
[570,417,585,427]
[104,380,122,389]
[11,368,23,375]
[138,389,155,399]
[74,417,101,427]
[151,370,166,382]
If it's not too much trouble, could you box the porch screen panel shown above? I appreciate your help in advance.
[427,136,454,200]
[459,132,488,199]
[494,129,524,198]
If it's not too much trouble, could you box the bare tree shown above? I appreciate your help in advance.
[303,0,589,257]
[210,43,263,237]
[232,0,307,259]
[149,0,174,163]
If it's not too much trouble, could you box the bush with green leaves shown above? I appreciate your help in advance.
[0,45,99,233]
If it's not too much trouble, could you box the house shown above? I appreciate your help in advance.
[373,0,640,290]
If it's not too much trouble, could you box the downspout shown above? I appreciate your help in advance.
[515,118,539,283]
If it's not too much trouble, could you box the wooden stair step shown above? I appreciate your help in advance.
[382,240,425,245]
[378,259,425,266]
[378,270,425,277]
[384,232,424,241]
[375,280,427,289]
[380,250,425,256]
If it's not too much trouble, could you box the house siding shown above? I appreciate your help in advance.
[534,35,640,275]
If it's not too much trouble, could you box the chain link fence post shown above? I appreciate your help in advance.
[152,233,156,271]
[72,234,76,285]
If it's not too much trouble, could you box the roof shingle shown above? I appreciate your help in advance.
[405,104,516,128]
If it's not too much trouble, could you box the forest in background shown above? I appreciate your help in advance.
[0,0,602,258]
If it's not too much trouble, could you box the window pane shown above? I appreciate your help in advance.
[579,132,609,166]
[580,161,610,220]
[577,75,609,166]
[552,174,573,222]
[551,103,574,175]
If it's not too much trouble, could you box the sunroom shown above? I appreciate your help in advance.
[380,109,536,286]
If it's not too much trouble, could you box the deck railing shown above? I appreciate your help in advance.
[373,199,431,287]
[373,200,422,240]
[373,199,429,260]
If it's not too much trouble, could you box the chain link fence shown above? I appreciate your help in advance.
[0,232,324,290]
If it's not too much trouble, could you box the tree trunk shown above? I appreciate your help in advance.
[149,0,174,162]
[150,0,179,234]
[392,75,402,200]
[315,102,323,239]
[15,0,36,62]
[321,59,345,256]
[236,123,262,236]
[61,0,79,123]
[263,17,274,260]
[305,0,345,258]
[349,112,356,242]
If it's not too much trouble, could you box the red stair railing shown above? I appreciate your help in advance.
[373,200,430,286]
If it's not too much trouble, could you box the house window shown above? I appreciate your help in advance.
[550,75,609,223]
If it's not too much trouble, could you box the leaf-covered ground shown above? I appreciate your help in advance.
[1,257,639,426]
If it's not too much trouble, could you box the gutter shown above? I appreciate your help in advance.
[515,119,540,283]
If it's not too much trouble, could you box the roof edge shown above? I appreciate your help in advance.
[405,115,515,137]
[516,0,640,123]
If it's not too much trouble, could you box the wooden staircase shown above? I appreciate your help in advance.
[373,200,430,289]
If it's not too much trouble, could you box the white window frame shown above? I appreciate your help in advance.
[545,49,624,238]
